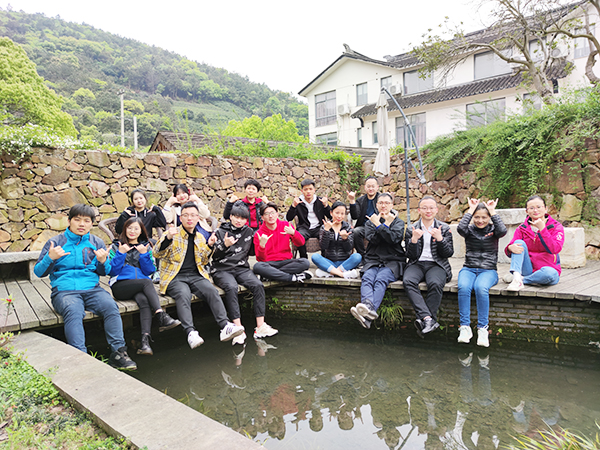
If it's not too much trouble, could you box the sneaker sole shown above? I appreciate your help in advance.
[159,320,182,333]
[477,340,490,348]
[108,362,137,371]
[221,328,244,342]
[189,339,204,349]
[254,330,279,339]
[356,303,378,320]
[136,349,154,356]
[414,321,424,339]
[350,307,369,329]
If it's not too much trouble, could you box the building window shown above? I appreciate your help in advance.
[315,91,336,127]
[403,70,433,95]
[396,113,426,149]
[474,51,512,80]
[357,128,362,147]
[381,76,392,90]
[356,83,368,106]
[316,132,337,146]
[575,27,595,58]
[372,121,378,144]
[466,98,506,127]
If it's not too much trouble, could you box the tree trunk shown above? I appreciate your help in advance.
[585,50,600,85]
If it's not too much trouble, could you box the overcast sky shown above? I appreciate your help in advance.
[1,0,492,99]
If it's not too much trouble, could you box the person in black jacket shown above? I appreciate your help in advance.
[311,201,362,279]
[404,196,454,337]
[348,176,380,256]
[350,193,407,329]
[115,189,167,241]
[457,198,506,347]
[210,201,278,346]
[286,179,331,259]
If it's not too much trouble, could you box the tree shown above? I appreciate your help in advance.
[220,114,308,143]
[411,0,580,105]
[0,37,76,136]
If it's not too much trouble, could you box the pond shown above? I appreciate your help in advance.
[128,314,600,450]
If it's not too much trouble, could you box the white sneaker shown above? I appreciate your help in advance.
[232,332,247,346]
[459,352,473,367]
[506,276,524,291]
[477,328,490,347]
[220,322,245,342]
[254,323,279,339]
[356,303,378,320]
[315,268,333,278]
[343,269,360,279]
[457,325,473,344]
[255,338,277,353]
[187,330,204,349]
[503,272,514,283]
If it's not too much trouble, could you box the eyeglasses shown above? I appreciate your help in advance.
[527,205,545,211]
[181,214,199,219]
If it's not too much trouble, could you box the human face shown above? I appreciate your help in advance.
[419,199,438,221]
[472,210,491,228]
[331,205,346,224]
[365,179,379,198]
[302,184,315,202]
[377,197,393,215]
[126,222,142,243]
[68,215,93,236]
[175,189,190,204]
[180,207,199,233]
[526,198,547,220]
[245,184,258,200]
[132,192,147,211]
[263,207,278,226]
[230,214,247,228]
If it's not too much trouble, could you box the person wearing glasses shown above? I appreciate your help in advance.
[404,196,454,337]
[350,193,406,329]
[154,202,244,349]
[505,195,564,291]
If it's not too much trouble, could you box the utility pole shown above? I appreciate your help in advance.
[118,89,125,147]
[133,116,138,151]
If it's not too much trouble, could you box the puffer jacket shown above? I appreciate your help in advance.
[210,222,255,272]
[318,221,354,262]
[363,216,407,279]
[115,206,167,236]
[505,215,564,275]
[108,240,156,286]
[406,218,454,282]
[458,213,507,270]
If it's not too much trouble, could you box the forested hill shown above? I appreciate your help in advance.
[0,8,308,147]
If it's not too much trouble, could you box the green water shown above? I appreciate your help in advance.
[129,316,600,450]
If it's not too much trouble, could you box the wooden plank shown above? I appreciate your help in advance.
[16,279,60,327]
[5,280,39,330]
[539,265,600,299]
[0,279,20,332]
[572,276,600,301]
[30,278,64,325]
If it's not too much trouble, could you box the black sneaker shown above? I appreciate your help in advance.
[137,334,153,356]
[157,311,181,332]
[421,317,440,334]
[414,319,424,339]
[295,271,313,283]
[108,346,137,371]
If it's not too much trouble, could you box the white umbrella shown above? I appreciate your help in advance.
[373,91,390,176]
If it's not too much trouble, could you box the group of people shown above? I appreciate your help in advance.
[33,175,564,371]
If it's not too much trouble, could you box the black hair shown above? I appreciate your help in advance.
[180,202,199,213]
[230,200,250,220]
[301,179,315,188]
[260,202,278,216]
[68,204,95,222]
[365,176,379,184]
[130,189,147,203]
[119,217,150,245]
[418,195,437,206]
[377,192,394,203]
[331,201,347,212]
[474,203,491,216]
[526,195,546,207]
[173,184,189,196]
[244,179,262,191]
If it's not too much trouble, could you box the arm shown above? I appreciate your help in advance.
[152,206,167,229]
[378,217,406,245]
[318,226,333,250]
[195,198,211,220]
[436,225,454,258]
[457,213,472,238]
[108,245,126,277]
[33,239,58,278]
[253,232,268,261]
[349,197,360,220]
[154,232,174,258]
[538,222,565,255]
[364,220,380,244]
[139,251,156,276]
[223,201,234,220]
[115,208,133,235]
[291,226,306,247]
[491,214,507,239]
[286,205,297,222]
[93,239,111,276]
[340,224,354,252]
[505,226,525,257]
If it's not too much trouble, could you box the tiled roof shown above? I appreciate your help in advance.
[351,61,569,118]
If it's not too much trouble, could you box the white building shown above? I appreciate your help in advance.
[298,8,596,150]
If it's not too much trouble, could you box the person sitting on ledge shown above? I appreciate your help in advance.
[348,176,381,257]
[404,196,454,337]
[114,189,167,241]
[210,201,278,346]
[223,179,267,232]
[350,193,406,329]
[34,204,137,371]
[162,184,213,241]
[312,201,361,279]
[505,195,564,291]
[253,202,312,283]
[154,202,244,349]
[286,178,331,259]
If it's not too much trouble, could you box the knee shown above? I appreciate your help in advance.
[299,259,311,270]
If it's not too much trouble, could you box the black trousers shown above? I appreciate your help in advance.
[353,226,366,256]
[297,226,321,259]
[253,259,310,282]
[212,267,266,321]
[111,278,161,335]
[403,261,447,321]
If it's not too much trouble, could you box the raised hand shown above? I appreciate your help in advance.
[224,232,239,247]
[125,208,135,216]
[188,189,200,203]
[320,195,328,206]
[165,195,177,207]
[368,213,380,226]
[430,225,444,242]
[260,195,269,203]
[135,243,149,254]
[323,219,333,231]
[486,198,499,216]
[347,191,356,203]
[381,211,396,226]
[207,233,217,246]
[229,194,239,203]
[467,197,479,213]
[292,197,301,207]
[48,241,70,260]
[282,225,295,236]
[118,243,132,253]
[339,229,350,240]
[166,225,178,240]
[411,227,424,243]
[531,217,547,232]
[258,233,272,248]
[94,248,109,264]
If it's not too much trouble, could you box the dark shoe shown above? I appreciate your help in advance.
[108,346,137,371]
[351,306,371,329]
[137,334,153,356]
[295,271,313,283]
[421,317,440,334]
[157,311,181,332]
[414,319,424,339]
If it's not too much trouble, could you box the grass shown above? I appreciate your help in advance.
[508,425,600,450]
[171,99,250,130]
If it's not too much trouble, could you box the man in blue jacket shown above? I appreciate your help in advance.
[34,204,136,370]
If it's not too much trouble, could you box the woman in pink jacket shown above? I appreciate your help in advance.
[505,195,564,291]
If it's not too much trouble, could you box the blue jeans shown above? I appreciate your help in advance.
[312,253,362,273]
[457,267,498,328]
[360,266,396,312]
[509,239,560,286]
[51,285,126,353]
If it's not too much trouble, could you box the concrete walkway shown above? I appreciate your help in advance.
[10,331,261,450]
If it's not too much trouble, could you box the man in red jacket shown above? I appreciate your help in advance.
[253,202,312,282]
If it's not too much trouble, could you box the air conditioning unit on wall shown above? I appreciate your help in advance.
[338,104,351,115]
[389,83,403,95]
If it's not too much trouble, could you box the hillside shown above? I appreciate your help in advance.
[0,8,308,147]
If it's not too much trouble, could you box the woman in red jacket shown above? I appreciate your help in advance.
[505,195,564,291]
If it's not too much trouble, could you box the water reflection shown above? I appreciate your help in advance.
[130,318,600,450]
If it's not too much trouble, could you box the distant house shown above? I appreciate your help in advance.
[299,6,595,150]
